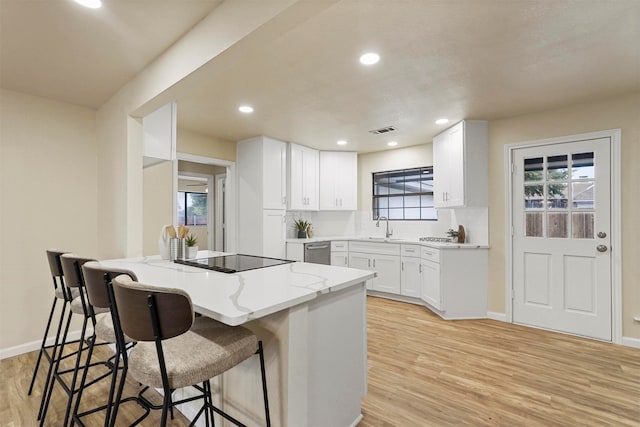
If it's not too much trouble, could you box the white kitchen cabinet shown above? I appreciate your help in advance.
[263,210,287,259]
[421,258,441,309]
[400,244,422,298]
[420,246,488,319]
[286,241,304,262]
[143,102,176,167]
[237,136,287,256]
[433,120,488,208]
[330,241,349,267]
[348,241,400,294]
[319,151,357,210]
[288,143,319,210]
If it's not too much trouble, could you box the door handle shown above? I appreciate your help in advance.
[596,245,608,252]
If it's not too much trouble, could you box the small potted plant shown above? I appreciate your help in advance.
[294,219,311,238]
[185,234,198,258]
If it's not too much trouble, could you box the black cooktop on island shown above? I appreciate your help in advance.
[174,254,294,274]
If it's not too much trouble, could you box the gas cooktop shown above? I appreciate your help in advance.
[419,237,453,242]
[174,254,294,274]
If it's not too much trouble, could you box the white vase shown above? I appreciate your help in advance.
[186,246,199,259]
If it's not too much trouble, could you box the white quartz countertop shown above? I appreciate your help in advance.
[286,236,488,249]
[98,252,375,326]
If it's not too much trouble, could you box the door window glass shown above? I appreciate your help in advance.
[523,151,595,239]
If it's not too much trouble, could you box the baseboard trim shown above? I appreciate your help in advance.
[487,311,507,322]
[621,336,640,349]
[0,329,88,360]
[349,414,364,427]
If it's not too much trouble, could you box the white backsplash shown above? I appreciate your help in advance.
[286,207,487,245]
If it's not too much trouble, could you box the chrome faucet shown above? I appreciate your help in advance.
[376,216,392,238]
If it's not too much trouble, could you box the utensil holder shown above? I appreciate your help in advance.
[169,238,186,260]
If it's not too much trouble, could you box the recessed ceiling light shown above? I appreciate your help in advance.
[238,106,254,113]
[435,118,449,125]
[336,140,348,146]
[74,0,102,8]
[387,141,398,147]
[359,52,380,65]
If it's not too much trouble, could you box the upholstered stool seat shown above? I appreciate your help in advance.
[94,314,134,344]
[129,316,257,390]
[54,286,79,300]
[71,296,109,315]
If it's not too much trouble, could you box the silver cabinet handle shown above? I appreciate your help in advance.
[401,261,404,271]
[597,245,608,252]
[368,259,371,268]
[373,259,376,268]
[597,232,607,238]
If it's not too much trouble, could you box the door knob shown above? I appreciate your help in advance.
[597,232,607,238]
[596,245,608,252]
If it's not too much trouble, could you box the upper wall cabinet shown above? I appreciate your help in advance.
[433,120,488,208]
[319,151,357,211]
[143,102,177,167]
[288,143,319,211]
[237,136,287,210]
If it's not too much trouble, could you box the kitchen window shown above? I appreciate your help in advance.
[372,167,437,220]
[177,191,208,226]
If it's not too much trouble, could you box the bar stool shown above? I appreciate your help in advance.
[72,262,138,427]
[39,254,110,427]
[112,274,271,427]
[30,250,82,416]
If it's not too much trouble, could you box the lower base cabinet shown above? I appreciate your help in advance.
[348,241,401,294]
[420,259,441,309]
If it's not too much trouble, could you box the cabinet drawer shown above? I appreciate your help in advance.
[421,246,440,263]
[331,241,348,251]
[401,244,421,257]
[349,241,401,256]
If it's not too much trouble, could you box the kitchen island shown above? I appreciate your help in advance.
[99,252,375,427]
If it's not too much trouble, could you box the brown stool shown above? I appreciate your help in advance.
[112,275,271,427]
[72,262,138,427]
[39,254,109,427]
[30,250,82,420]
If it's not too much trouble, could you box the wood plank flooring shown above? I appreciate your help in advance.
[2,296,639,426]
[361,297,640,426]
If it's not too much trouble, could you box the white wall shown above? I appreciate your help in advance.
[0,89,97,353]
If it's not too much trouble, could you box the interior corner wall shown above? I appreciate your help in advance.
[0,89,97,352]
[487,91,640,339]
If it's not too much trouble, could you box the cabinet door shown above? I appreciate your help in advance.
[263,138,287,209]
[421,259,441,309]
[303,146,319,210]
[348,253,373,290]
[262,210,286,259]
[400,257,421,298]
[336,152,357,210]
[444,123,464,207]
[331,252,349,267]
[434,122,465,208]
[289,144,305,210]
[348,252,370,270]
[372,255,401,294]
[319,151,336,209]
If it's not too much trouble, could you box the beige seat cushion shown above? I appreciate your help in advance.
[55,287,80,300]
[95,314,134,344]
[129,317,258,389]
[71,296,109,315]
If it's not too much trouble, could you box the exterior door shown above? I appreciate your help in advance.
[512,138,611,341]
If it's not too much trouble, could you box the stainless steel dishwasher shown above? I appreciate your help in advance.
[304,241,331,265]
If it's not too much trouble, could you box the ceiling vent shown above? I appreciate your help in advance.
[369,126,397,135]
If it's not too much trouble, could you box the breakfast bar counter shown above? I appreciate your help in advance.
[98,252,375,427]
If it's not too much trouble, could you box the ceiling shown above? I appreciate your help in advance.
[2,0,639,153]
[0,0,223,108]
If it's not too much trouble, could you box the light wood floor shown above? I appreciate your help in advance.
[2,296,639,426]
